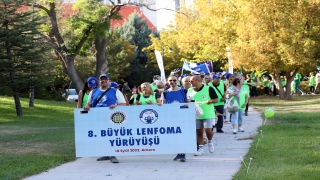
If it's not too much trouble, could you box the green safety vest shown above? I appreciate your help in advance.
[242,80,250,98]
[262,79,269,87]
[82,92,89,108]
[229,86,247,110]
[139,92,157,105]
[150,83,157,91]
[189,86,215,119]
[309,76,315,86]
[212,82,225,106]
[133,94,137,105]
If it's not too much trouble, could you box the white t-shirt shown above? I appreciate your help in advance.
[315,73,320,83]
[86,88,126,106]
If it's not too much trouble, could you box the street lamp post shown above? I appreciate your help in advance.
[226,46,233,74]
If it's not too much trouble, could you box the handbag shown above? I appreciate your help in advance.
[195,103,204,119]
[226,97,239,113]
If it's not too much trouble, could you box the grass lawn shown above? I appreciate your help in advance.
[0,96,76,180]
[233,95,320,180]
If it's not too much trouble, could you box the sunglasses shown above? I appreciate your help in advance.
[169,79,177,82]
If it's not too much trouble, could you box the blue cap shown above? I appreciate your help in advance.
[226,73,233,79]
[99,74,110,79]
[212,74,220,79]
[216,72,222,75]
[110,82,119,88]
[87,77,97,87]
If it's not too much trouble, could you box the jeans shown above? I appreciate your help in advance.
[295,81,304,94]
[231,109,244,125]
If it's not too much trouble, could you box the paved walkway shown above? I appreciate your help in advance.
[25,107,262,180]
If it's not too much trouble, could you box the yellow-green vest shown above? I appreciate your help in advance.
[139,92,157,105]
[212,82,225,106]
[189,86,215,119]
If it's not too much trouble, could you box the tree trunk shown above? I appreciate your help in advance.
[5,4,23,116]
[95,37,109,78]
[271,71,296,100]
[66,56,84,92]
[13,88,23,117]
[29,85,34,107]
[10,70,23,116]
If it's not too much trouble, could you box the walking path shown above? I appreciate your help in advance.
[25,107,262,180]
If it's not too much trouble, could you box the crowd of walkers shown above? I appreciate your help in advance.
[76,70,261,163]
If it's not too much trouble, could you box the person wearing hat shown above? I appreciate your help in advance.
[77,77,97,108]
[111,82,129,105]
[211,74,226,133]
[84,74,126,163]
[151,75,161,91]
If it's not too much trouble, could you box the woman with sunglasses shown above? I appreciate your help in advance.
[226,77,249,134]
[136,82,161,105]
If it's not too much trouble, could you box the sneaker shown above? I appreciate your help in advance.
[173,154,181,161]
[238,128,244,132]
[180,154,186,162]
[233,129,237,134]
[194,148,205,156]
[216,129,224,133]
[96,156,110,161]
[110,156,119,163]
[208,143,214,153]
[244,112,248,116]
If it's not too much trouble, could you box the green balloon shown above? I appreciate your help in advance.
[264,108,275,118]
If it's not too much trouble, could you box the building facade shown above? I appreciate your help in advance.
[63,0,195,31]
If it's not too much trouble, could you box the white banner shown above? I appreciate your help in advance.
[154,50,166,83]
[74,103,196,157]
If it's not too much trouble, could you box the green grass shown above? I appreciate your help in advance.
[233,95,320,180]
[0,96,76,180]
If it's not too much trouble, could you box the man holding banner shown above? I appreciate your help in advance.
[162,75,188,162]
[84,74,126,163]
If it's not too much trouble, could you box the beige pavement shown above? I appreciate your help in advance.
[24,107,262,180]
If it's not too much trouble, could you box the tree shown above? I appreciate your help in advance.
[117,11,156,86]
[232,0,320,100]
[166,0,238,62]
[144,0,236,74]
[145,30,186,75]
[0,0,50,116]
[31,0,162,92]
[104,29,136,81]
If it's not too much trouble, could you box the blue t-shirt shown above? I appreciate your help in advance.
[164,88,187,104]
[91,88,117,107]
